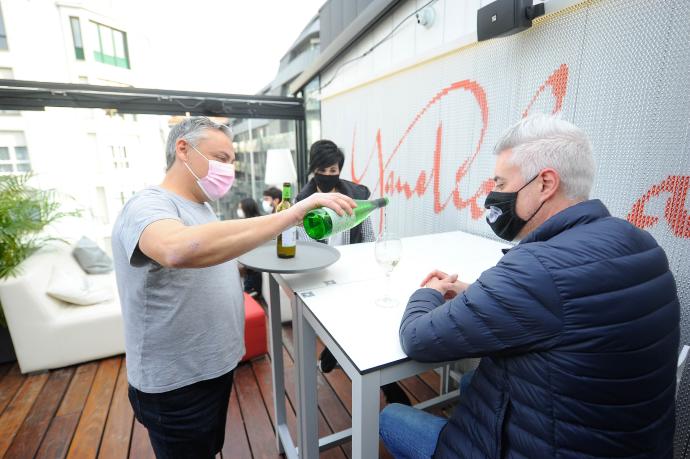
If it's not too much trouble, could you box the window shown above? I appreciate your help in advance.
[0,3,8,50]
[111,145,129,169]
[15,146,30,172]
[304,77,321,150]
[0,147,10,172]
[91,21,130,69]
[70,17,84,60]
[119,190,134,205]
[0,145,31,173]
[112,30,127,67]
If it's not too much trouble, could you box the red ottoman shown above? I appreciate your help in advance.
[241,293,268,362]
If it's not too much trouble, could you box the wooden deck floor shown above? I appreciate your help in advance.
[0,325,443,459]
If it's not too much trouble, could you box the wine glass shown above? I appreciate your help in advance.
[374,231,402,308]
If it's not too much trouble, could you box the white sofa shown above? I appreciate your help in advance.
[0,243,124,373]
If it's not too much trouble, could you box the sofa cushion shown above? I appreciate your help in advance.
[72,236,113,274]
[241,292,267,362]
[46,266,114,306]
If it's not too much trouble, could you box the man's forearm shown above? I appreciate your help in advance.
[144,191,355,268]
[399,288,446,360]
[164,210,298,268]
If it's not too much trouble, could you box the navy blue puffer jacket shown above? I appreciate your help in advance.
[400,200,679,458]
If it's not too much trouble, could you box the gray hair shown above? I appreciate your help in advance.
[494,114,595,201]
[165,117,233,170]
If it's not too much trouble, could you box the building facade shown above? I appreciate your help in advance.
[0,0,169,249]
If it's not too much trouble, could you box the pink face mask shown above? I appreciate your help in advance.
[184,145,235,201]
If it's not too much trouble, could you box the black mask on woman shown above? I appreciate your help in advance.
[314,173,341,192]
[484,175,544,241]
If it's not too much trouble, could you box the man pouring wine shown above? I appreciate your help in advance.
[111,117,356,458]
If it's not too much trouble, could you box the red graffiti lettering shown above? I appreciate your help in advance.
[627,175,690,238]
[522,64,569,118]
[350,65,570,232]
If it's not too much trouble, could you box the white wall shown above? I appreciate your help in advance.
[319,0,504,100]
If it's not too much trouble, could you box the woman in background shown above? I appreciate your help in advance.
[237,197,261,219]
[237,198,263,296]
[297,139,411,406]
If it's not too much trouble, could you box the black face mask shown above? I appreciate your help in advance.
[314,173,340,192]
[484,175,544,241]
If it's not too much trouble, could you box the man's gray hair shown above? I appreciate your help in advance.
[494,114,595,201]
[165,117,233,170]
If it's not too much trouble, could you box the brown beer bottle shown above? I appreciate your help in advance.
[276,182,296,258]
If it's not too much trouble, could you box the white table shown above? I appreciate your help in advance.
[276,230,509,458]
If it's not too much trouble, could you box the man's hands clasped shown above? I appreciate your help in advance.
[420,269,469,300]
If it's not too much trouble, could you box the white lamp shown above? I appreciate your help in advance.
[264,149,297,187]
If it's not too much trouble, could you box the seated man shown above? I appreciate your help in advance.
[380,114,679,459]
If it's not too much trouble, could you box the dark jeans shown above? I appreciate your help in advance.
[128,370,234,459]
[379,370,475,458]
[380,403,448,458]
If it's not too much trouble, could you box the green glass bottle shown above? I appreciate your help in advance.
[303,197,389,240]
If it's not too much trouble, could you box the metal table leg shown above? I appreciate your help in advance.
[352,371,381,459]
[267,274,296,457]
[294,294,319,458]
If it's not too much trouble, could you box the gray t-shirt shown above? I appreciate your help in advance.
[111,186,245,393]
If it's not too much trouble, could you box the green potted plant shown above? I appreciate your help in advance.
[0,173,79,363]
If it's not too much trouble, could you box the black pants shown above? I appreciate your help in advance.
[243,268,262,295]
[128,371,234,459]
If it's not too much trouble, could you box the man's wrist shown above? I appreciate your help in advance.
[417,287,445,302]
[422,282,445,296]
[431,287,446,296]
[286,205,303,226]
